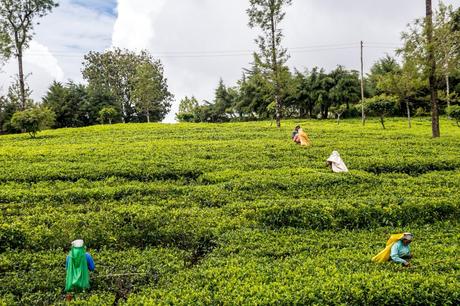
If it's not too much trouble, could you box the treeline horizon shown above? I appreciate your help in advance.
[0,1,459,136]
[176,58,460,124]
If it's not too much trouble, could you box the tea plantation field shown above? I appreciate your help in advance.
[1,118,459,305]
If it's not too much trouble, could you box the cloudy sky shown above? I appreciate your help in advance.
[0,0,458,122]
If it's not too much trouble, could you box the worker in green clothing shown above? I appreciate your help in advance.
[65,239,95,301]
[390,232,413,267]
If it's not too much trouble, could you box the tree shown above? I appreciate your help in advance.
[247,0,292,128]
[401,0,443,137]
[328,66,360,110]
[364,94,397,129]
[302,67,323,118]
[368,55,401,96]
[7,75,33,107]
[83,89,119,126]
[0,93,16,132]
[293,69,314,117]
[434,2,460,109]
[0,0,58,110]
[446,105,460,126]
[0,26,10,65]
[132,61,173,123]
[98,107,117,125]
[42,81,120,128]
[234,63,272,119]
[0,95,7,131]
[316,70,334,119]
[376,59,426,128]
[176,96,199,122]
[42,81,88,128]
[10,106,55,138]
[330,104,347,125]
[0,76,32,132]
[212,78,233,120]
[83,48,171,123]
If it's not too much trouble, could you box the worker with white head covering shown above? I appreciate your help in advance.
[390,232,414,267]
[65,239,95,300]
[326,151,348,173]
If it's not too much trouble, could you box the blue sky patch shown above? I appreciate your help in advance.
[70,0,117,16]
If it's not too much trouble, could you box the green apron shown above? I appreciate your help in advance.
[65,246,90,292]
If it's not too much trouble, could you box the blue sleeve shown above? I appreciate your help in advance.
[86,253,95,271]
[66,255,69,268]
[390,241,407,265]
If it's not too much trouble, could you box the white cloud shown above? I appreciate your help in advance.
[112,0,166,50]
[25,41,65,82]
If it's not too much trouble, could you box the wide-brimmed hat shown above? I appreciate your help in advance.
[71,239,84,247]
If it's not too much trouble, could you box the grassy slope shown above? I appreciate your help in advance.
[0,117,459,305]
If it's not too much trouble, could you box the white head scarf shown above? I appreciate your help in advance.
[71,239,84,247]
[403,233,414,241]
[326,151,349,173]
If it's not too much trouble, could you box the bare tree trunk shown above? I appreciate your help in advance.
[380,116,385,129]
[446,74,450,108]
[17,51,26,110]
[426,0,440,137]
[270,8,281,128]
[406,101,412,128]
[14,32,26,110]
[275,97,281,128]
[121,103,126,123]
[360,41,365,126]
[146,109,150,123]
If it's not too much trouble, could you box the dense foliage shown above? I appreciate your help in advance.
[9,106,55,138]
[0,118,459,305]
[446,105,460,126]
[82,48,173,124]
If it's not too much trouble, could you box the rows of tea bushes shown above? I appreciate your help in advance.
[1,224,458,305]
[1,118,459,305]
[1,195,459,253]
[126,225,459,305]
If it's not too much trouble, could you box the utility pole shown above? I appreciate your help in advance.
[360,41,365,126]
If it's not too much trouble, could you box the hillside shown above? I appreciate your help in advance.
[1,118,459,305]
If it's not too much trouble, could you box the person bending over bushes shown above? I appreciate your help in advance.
[372,233,414,267]
[65,239,95,301]
[390,233,413,267]
[291,125,300,143]
[326,151,349,173]
[292,125,311,146]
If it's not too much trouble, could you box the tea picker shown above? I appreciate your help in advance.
[65,239,95,301]
[291,125,312,146]
[372,233,414,267]
[326,151,348,173]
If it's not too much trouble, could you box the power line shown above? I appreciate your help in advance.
[21,42,402,59]
[25,42,360,56]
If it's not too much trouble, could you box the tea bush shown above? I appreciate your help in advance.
[0,118,459,304]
